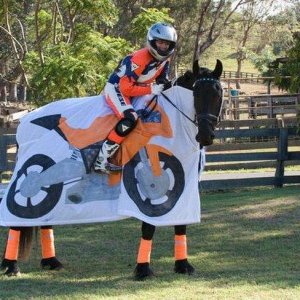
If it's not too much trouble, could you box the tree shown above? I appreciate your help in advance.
[130,7,174,45]
[1,0,298,106]
[0,0,29,102]
[192,0,254,61]
[231,0,277,88]
[273,32,300,93]
[0,0,128,105]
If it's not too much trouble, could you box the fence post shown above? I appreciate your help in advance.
[275,128,288,187]
[0,136,8,183]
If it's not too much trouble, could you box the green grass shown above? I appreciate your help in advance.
[1,186,300,299]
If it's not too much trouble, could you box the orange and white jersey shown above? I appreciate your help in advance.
[107,48,170,98]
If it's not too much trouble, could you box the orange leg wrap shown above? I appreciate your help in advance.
[137,238,152,263]
[174,235,187,260]
[41,228,55,259]
[5,229,20,260]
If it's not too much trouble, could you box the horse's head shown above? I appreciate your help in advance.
[192,59,223,146]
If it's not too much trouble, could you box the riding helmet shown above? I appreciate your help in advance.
[147,23,177,61]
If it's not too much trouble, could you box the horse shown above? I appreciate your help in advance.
[1,59,223,278]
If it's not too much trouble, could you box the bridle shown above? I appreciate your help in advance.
[193,77,223,128]
[141,76,222,128]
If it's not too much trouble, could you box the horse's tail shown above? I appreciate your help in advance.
[19,227,38,261]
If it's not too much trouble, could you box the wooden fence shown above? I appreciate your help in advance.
[201,126,300,191]
[221,94,299,120]
[0,134,17,181]
[222,71,260,82]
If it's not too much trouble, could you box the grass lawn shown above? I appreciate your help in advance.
[0,186,299,299]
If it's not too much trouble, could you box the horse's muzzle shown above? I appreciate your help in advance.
[196,119,215,146]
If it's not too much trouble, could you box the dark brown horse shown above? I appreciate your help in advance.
[1,60,223,278]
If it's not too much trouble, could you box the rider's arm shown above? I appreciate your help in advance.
[119,76,152,97]
[118,53,152,97]
[156,60,170,84]
[119,49,168,97]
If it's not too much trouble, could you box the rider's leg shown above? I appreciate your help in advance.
[1,227,21,276]
[40,226,63,270]
[95,83,138,173]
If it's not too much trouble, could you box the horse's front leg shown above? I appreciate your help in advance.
[40,226,63,270]
[174,225,195,275]
[134,221,155,280]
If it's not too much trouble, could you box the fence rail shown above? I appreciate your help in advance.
[221,94,300,120]
[201,127,300,191]
[222,71,260,79]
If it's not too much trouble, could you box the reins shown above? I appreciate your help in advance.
[141,95,158,118]
[160,92,198,126]
[141,77,222,128]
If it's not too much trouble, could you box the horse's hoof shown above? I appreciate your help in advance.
[174,259,195,275]
[134,263,154,280]
[41,257,64,271]
[1,259,21,276]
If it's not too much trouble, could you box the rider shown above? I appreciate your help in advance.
[94,22,177,173]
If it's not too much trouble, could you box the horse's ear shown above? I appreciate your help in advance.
[211,59,223,79]
[193,60,200,76]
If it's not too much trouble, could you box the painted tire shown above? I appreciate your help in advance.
[123,150,184,217]
[7,154,63,218]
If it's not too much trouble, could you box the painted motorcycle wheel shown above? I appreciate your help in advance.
[7,154,63,218]
[123,149,184,217]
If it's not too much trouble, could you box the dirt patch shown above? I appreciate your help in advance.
[221,81,288,97]
[239,83,286,96]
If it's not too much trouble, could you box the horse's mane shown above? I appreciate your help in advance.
[165,67,216,91]
[164,71,195,91]
[168,60,222,91]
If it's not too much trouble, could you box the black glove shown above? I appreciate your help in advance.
[156,78,171,90]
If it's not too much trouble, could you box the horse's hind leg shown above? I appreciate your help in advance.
[40,226,63,270]
[174,225,195,275]
[1,227,21,276]
[134,222,155,280]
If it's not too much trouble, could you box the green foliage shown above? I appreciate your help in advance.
[249,46,276,73]
[61,0,118,27]
[26,31,132,105]
[131,7,174,44]
[272,35,300,93]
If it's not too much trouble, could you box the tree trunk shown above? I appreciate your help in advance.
[236,59,242,89]
[8,82,18,102]
[19,74,27,102]
[0,85,7,103]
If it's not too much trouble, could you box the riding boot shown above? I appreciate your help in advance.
[94,140,122,174]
